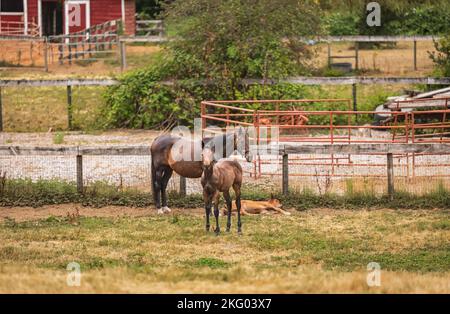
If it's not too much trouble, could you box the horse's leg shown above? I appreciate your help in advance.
[152,165,164,214]
[160,167,173,213]
[204,191,212,232]
[213,191,221,235]
[233,183,242,234]
[223,190,232,232]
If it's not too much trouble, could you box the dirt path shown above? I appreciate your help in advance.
[0,204,302,222]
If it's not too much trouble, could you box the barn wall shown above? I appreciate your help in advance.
[124,0,135,35]
[90,0,122,26]
[27,0,38,25]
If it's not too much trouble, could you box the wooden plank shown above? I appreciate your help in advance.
[387,99,449,109]
[120,35,438,44]
[0,79,118,87]
[274,143,450,155]
[0,146,150,156]
[309,35,438,43]
[1,77,449,88]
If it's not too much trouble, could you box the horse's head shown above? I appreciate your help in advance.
[268,194,282,208]
[233,127,252,163]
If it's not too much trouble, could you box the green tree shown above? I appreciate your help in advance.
[162,0,323,87]
[136,0,163,18]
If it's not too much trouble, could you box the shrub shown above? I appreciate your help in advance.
[429,35,450,77]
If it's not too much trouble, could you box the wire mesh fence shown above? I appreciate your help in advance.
[0,148,448,197]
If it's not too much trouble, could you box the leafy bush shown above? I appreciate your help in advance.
[429,35,450,77]
[322,12,360,36]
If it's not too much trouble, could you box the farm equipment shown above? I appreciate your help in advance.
[374,86,450,126]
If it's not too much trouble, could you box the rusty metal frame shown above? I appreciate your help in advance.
[200,99,450,179]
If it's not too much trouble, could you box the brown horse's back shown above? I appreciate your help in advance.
[151,134,204,178]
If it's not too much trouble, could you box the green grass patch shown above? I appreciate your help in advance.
[0,178,449,209]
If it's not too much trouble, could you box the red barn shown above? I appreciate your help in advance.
[0,0,136,36]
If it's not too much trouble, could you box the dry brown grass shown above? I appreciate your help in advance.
[0,206,448,293]
[314,41,437,76]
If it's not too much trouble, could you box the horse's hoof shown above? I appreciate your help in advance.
[162,206,171,213]
[157,208,164,215]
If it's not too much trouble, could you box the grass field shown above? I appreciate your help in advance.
[0,83,417,132]
[0,206,448,293]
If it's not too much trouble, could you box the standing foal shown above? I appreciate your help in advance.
[201,147,243,235]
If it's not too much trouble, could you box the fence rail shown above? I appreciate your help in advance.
[1,76,450,87]
[0,76,449,132]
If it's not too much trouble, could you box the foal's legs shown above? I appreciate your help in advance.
[160,167,173,213]
[223,190,232,232]
[233,183,242,234]
[213,191,221,235]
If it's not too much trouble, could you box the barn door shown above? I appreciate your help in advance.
[65,0,90,34]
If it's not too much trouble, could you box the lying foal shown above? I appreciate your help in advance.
[201,147,243,235]
[222,194,291,216]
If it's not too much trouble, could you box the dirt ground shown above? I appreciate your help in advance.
[0,204,198,222]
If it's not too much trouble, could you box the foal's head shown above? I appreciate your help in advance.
[201,147,216,173]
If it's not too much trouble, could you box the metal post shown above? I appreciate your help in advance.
[67,85,73,130]
[387,153,394,200]
[76,155,83,194]
[413,40,417,71]
[355,42,359,71]
[0,86,3,132]
[179,176,187,197]
[282,153,289,195]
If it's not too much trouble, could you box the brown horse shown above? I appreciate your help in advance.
[151,129,249,214]
[201,145,243,235]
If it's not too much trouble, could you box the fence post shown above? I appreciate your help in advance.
[282,153,289,195]
[352,83,358,122]
[67,85,73,130]
[76,154,83,194]
[0,86,3,132]
[387,153,394,200]
[44,38,49,72]
[120,41,127,71]
[179,176,187,196]
[413,40,417,71]
[327,43,331,67]
[355,42,359,71]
